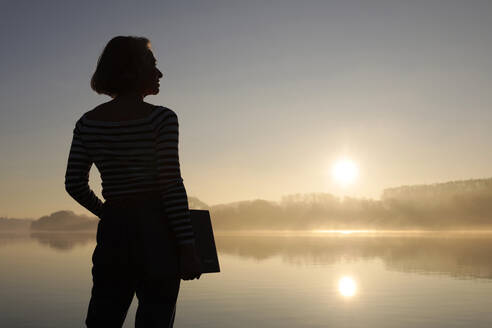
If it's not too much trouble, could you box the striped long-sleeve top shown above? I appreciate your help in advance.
[64,105,196,245]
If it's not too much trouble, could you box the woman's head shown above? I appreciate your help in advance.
[90,36,163,98]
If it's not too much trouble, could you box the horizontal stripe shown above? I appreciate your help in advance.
[84,139,155,147]
[175,231,195,238]
[168,218,192,227]
[83,132,155,141]
[101,172,156,181]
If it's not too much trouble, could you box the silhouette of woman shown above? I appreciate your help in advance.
[64,36,202,327]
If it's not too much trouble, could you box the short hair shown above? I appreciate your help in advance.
[90,36,151,97]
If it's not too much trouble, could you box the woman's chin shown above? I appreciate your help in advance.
[145,88,159,96]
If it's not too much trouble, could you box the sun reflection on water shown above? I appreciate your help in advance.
[338,276,357,297]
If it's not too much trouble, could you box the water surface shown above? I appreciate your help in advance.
[1,231,491,327]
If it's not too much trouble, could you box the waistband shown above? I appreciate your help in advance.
[104,190,162,205]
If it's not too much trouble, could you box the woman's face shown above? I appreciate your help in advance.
[139,49,163,97]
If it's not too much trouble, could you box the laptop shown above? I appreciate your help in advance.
[190,210,220,273]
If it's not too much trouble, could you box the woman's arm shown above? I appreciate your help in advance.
[154,108,196,246]
[64,119,104,217]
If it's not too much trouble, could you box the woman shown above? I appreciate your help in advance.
[64,36,202,327]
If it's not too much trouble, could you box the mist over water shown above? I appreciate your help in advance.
[14,230,492,280]
[209,178,492,231]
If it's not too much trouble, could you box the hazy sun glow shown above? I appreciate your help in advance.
[338,276,357,297]
[331,159,358,186]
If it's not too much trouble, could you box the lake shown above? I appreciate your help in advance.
[1,231,492,327]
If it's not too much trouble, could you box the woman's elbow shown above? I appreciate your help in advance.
[65,182,75,198]
[64,178,84,198]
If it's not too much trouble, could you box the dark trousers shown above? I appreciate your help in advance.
[85,191,181,328]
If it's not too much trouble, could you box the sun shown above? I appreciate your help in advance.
[331,159,358,186]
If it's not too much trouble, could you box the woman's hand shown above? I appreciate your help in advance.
[178,243,202,280]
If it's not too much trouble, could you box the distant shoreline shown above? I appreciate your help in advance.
[214,229,492,235]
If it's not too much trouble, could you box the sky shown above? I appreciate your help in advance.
[1,0,492,218]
